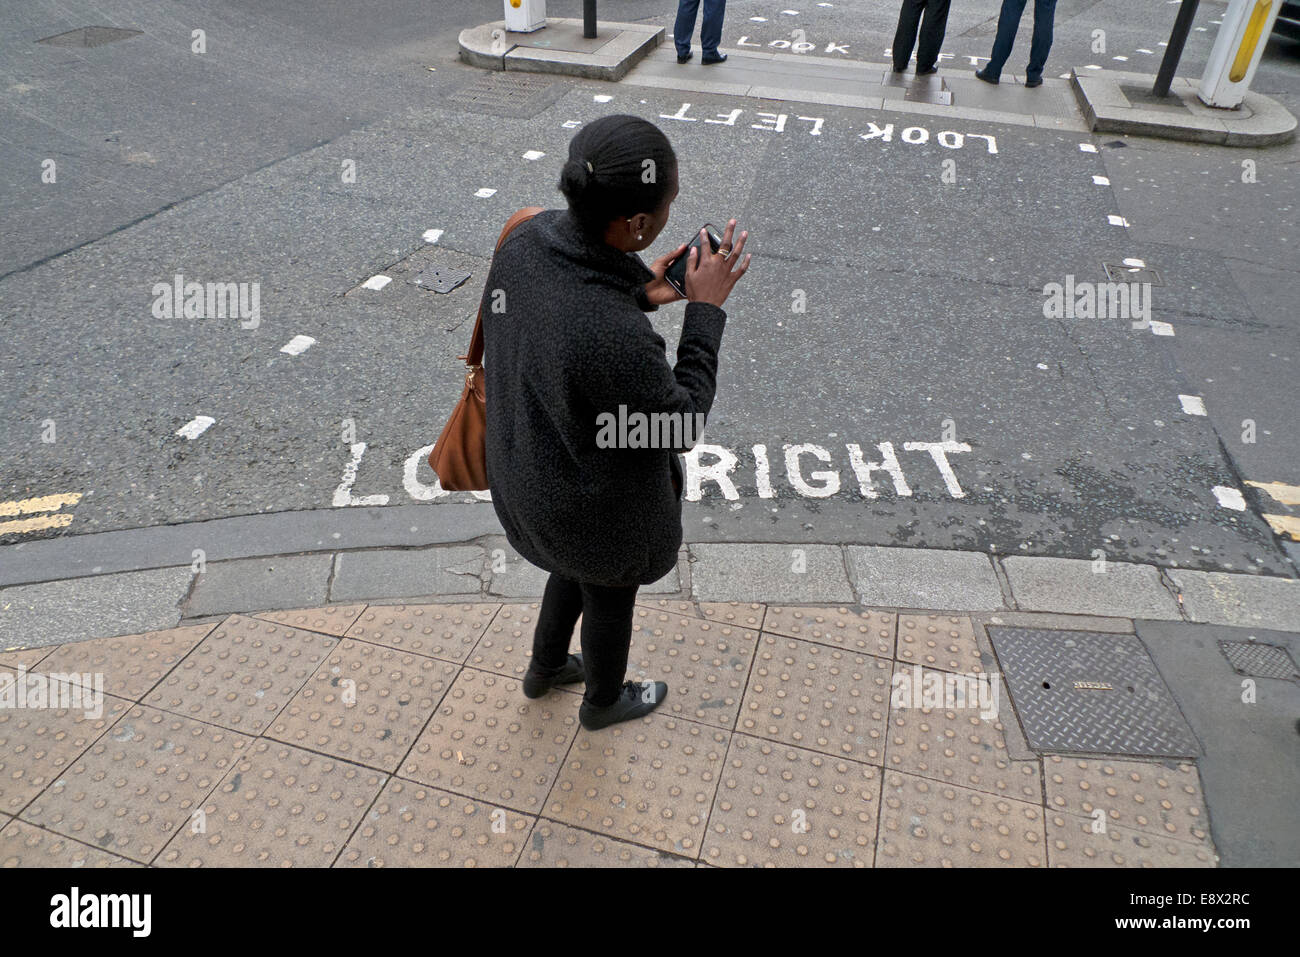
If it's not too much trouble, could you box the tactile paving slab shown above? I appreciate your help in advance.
[885,668,1041,802]
[0,819,139,868]
[1217,640,1299,680]
[519,819,696,867]
[0,646,53,669]
[22,705,252,863]
[739,634,892,764]
[877,770,1046,867]
[635,601,766,630]
[143,615,337,734]
[897,614,985,673]
[255,605,367,638]
[547,714,728,857]
[702,734,879,867]
[761,606,895,658]
[988,627,1198,757]
[157,740,385,867]
[345,603,499,663]
[337,778,532,867]
[465,603,541,679]
[401,668,580,814]
[267,639,458,772]
[627,614,759,728]
[1044,756,1212,846]
[0,694,130,816]
[1046,812,1218,867]
[32,623,216,700]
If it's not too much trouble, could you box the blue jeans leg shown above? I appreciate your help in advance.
[985,0,1028,79]
[1026,0,1057,81]
[700,0,726,57]
[674,0,700,57]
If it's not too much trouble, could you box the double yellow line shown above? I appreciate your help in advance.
[0,492,82,536]
[1245,480,1300,541]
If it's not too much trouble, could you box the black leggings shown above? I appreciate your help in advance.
[531,571,640,707]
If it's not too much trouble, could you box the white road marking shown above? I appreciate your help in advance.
[1107,214,1129,227]
[422,228,443,243]
[176,416,215,440]
[1178,394,1207,416]
[1137,48,1154,54]
[1113,55,1128,61]
[750,16,768,21]
[333,443,390,507]
[474,187,497,198]
[592,94,612,103]
[1085,64,1101,69]
[522,150,545,161]
[562,119,581,128]
[1123,257,1146,267]
[1079,143,1098,152]
[1212,485,1247,511]
[1093,175,1110,185]
[362,275,391,290]
[280,335,316,356]
[1149,320,1175,336]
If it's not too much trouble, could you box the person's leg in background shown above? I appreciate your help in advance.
[1025,0,1057,82]
[700,0,728,61]
[980,0,1029,80]
[674,0,701,59]
[576,580,640,707]
[892,0,926,72]
[915,0,953,72]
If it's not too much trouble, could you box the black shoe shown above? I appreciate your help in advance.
[522,653,585,699]
[974,68,998,85]
[677,50,693,64]
[701,52,727,65]
[579,679,668,730]
[891,65,907,74]
[916,66,938,75]
[1025,76,1043,87]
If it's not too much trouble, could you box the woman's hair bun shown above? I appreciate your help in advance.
[561,156,592,193]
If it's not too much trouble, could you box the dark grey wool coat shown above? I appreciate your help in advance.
[482,208,727,587]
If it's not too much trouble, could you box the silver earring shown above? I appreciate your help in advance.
[637,234,643,240]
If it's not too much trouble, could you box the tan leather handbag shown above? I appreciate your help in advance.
[429,206,544,491]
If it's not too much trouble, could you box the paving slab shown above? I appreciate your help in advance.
[330,545,485,603]
[1045,811,1218,867]
[31,622,217,700]
[762,606,896,659]
[847,546,1004,610]
[896,614,985,674]
[252,604,366,637]
[1002,556,1181,619]
[345,602,500,663]
[0,818,140,868]
[1167,569,1300,632]
[0,567,193,649]
[186,554,330,618]
[690,543,853,603]
[519,818,694,867]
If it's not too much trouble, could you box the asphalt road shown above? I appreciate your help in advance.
[1,0,1297,577]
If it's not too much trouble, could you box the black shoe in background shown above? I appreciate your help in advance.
[702,52,728,64]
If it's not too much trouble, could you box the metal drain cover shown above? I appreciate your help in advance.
[989,627,1198,757]
[411,266,470,294]
[1103,263,1164,285]
[38,26,143,47]
[1218,641,1299,680]
[446,73,560,117]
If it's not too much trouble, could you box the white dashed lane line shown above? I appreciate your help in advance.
[361,274,391,290]
[176,416,215,440]
[280,335,316,356]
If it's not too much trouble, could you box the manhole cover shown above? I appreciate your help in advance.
[411,266,471,294]
[446,73,561,118]
[1103,263,1164,285]
[38,26,143,47]
[989,627,1198,757]
[1218,641,1299,680]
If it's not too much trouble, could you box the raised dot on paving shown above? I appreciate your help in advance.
[345,602,499,663]
[761,606,895,658]
[896,614,984,673]
[29,622,216,700]
[625,614,760,728]
[0,818,138,868]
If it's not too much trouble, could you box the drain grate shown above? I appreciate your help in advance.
[411,266,471,294]
[446,73,561,118]
[1218,641,1299,680]
[989,627,1198,757]
[38,26,143,47]
[1103,263,1164,285]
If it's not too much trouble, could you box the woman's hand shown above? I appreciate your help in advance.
[686,219,750,309]
[642,242,690,307]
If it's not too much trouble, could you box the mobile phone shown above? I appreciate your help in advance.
[664,223,723,298]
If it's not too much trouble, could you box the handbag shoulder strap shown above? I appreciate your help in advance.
[461,206,546,366]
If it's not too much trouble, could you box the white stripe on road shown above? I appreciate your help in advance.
[422,228,443,243]
[1212,485,1247,511]
[176,416,215,440]
[1178,394,1207,416]
[362,275,391,290]
[280,335,316,356]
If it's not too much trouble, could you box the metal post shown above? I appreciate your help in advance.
[1153,0,1201,97]
[583,0,596,38]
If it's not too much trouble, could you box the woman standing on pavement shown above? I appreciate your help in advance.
[482,114,750,731]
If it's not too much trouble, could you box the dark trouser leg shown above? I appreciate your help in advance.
[577,580,640,707]
[531,571,583,676]
[892,0,926,71]
[985,0,1028,79]
[674,0,701,57]
[700,0,726,58]
[916,0,952,72]
[1026,0,1057,81]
